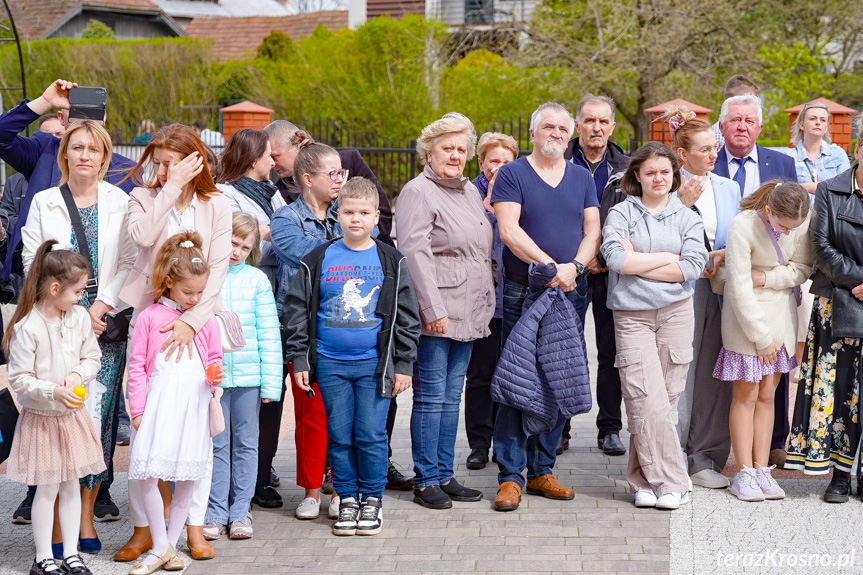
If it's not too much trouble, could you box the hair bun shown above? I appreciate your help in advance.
[656,105,696,135]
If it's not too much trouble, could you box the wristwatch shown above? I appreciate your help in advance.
[572,259,585,277]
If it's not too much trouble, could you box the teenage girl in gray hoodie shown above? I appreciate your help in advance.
[600,142,708,511]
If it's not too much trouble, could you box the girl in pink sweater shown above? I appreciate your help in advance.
[126,232,223,574]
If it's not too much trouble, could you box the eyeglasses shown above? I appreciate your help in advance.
[696,144,721,155]
[310,169,348,181]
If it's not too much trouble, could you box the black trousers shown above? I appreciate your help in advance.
[464,318,502,452]
[591,273,623,439]
[256,364,288,489]
[771,373,790,450]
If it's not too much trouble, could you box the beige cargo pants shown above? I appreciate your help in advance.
[613,298,694,496]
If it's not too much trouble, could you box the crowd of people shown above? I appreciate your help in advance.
[0,75,861,575]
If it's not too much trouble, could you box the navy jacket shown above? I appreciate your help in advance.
[714,144,796,186]
[0,100,137,278]
[491,263,592,434]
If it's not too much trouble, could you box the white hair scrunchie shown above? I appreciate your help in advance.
[179,240,194,248]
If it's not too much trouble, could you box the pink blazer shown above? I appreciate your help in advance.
[120,182,232,332]
[127,301,223,418]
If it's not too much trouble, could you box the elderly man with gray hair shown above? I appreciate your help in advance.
[712,93,798,469]
[264,120,394,247]
[563,94,630,458]
[490,102,601,511]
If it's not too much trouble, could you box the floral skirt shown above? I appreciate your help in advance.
[80,336,127,488]
[712,346,797,384]
[787,296,862,474]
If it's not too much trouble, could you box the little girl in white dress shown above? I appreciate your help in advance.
[126,232,223,575]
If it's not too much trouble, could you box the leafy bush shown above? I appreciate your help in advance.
[81,20,116,40]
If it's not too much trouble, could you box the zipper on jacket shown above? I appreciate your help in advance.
[380,256,403,391]
[301,260,314,374]
[837,213,863,226]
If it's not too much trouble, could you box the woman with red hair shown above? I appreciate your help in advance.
[116,123,232,565]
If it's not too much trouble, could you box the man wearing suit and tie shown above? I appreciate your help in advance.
[714,93,798,468]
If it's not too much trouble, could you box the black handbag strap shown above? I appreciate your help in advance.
[58,183,98,301]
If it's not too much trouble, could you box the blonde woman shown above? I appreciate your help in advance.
[396,113,494,509]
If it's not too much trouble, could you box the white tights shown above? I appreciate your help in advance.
[32,481,80,561]
[139,478,194,565]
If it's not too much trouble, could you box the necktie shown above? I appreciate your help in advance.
[732,157,747,197]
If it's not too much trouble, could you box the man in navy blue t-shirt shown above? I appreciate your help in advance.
[490,102,600,512]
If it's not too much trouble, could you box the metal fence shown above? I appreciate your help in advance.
[303,115,637,199]
[2,115,639,197]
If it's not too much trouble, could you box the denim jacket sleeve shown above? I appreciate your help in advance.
[271,208,328,267]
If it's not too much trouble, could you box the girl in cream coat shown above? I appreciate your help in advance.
[712,181,813,502]
[21,121,136,551]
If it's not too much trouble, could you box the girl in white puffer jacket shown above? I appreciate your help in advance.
[204,212,282,540]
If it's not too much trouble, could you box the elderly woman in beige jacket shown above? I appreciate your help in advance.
[712,180,812,502]
[395,112,495,510]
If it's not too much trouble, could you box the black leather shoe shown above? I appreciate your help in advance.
[598,433,626,456]
[60,554,92,575]
[441,477,483,502]
[825,471,852,503]
[466,449,489,470]
[555,434,570,455]
[252,485,283,508]
[412,485,452,509]
[30,558,61,575]
[386,461,414,491]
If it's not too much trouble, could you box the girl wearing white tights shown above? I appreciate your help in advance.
[4,240,104,575]
[126,231,223,574]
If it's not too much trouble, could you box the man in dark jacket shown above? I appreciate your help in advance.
[264,120,394,246]
[563,94,630,457]
[0,79,137,281]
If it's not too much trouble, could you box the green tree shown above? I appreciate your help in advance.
[511,0,755,140]
[756,42,834,142]
[81,19,116,40]
[256,30,299,62]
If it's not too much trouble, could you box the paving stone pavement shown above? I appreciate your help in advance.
[4,313,857,574]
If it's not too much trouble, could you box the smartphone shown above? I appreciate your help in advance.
[305,388,315,399]
[69,87,107,123]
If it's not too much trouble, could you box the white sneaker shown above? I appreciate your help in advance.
[655,491,690,510]
[634,489,657,508]
[691,469,730,489]
[755,465,785,500]
[295,496,320,519]
[328,495,341,519]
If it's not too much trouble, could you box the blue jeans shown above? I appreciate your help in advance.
[316,355,391,499]
[411,336,474,488]
[206,387,261,524]
[494,275,588,488]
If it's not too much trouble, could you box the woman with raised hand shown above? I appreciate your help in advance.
[116,123,232,564]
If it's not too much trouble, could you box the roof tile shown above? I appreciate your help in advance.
[185,10,348,60]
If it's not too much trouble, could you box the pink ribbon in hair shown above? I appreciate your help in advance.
[668,114,684,136]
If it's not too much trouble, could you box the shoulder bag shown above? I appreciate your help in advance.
[59,184,132,344]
